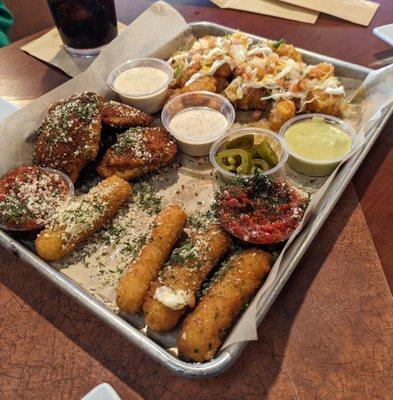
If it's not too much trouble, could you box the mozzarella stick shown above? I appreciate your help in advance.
[143,224,232,332]
[178,248,271,362]
[116,204,187,313]
[35,176,131,261]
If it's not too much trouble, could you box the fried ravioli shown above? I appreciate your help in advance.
[33,92,103,183]
[97,126,177,180]
[102,100,152,128]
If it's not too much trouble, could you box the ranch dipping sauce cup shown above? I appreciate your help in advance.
[279,114,360,177]
[161,92,235,157]
[107,58,173,113]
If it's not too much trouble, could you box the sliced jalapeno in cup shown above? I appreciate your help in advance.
[257,140,278,167]
[252,158,270,172]
[225,134,254,150]
[215,149,252,175]
[250,145,260,159]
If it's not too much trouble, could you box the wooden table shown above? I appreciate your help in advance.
[1,1,393,399]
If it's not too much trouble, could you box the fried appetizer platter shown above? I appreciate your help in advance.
[168,32,345,130]
[178,248,271,362]
[116,204,187,313]
[97,126,177,180]
[35,175,131,261]
[143,224,232,332]
[102,100,152,128]
[33,92,104,183]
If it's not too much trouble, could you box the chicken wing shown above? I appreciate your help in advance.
[33,92,103,183]
[97,126,177,180]
[102,100,152,128]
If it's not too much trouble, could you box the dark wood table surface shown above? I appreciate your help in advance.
[0,1,393,399]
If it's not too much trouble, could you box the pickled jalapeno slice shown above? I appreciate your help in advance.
[215,149,252,175]
[252,159,270,172]
[257,140,278,167]
[224,134,254,150]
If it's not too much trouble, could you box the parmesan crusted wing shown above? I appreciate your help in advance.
[102,100,152,128]
[97,127,177,180]
[33,92,103,183]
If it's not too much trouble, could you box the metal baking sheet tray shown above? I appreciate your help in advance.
[0,22,392,378]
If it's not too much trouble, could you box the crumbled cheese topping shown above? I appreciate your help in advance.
[48,182,113,248]
[37,92,101,160]
[0,167,69,228]
[112,127,152,160]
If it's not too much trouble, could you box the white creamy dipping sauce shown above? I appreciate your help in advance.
[169,107,228,141]
[114,67,169,95]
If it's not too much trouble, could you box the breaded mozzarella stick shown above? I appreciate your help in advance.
[35,176,131,261]
[116,204,187,313]
[178,248,271,362]
[143,224,232,332]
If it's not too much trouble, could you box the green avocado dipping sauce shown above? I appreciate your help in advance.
[284,118,352,162]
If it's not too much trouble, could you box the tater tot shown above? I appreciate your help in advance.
[116,204,187,314]
[268,98,296,132]
[143,224,232,332]
[275,43,302,62]
[304,89,342,116]
[178,249,271,362]
[235,88,269,110]
[35,176,131,262]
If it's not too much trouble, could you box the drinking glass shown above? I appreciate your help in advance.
[47,0,118,58]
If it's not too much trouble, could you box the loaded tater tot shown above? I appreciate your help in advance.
[268,98,296,131]
[143,224,232,332]
[116,204,187,314]
[178,249,271,362]
[35,176,131,261]
[274,42,302,62]
[304,89,343,116]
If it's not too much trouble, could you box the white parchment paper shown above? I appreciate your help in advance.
[1,1,393,356]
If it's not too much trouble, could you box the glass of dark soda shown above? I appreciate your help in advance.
[47,0,118,58]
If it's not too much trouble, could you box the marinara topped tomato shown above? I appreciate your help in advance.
[0,166,72,231]
[216,174,308,244]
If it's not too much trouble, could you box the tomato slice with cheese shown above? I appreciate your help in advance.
[0,166,70,230]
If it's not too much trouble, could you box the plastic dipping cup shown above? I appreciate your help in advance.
[107,58,173,114]
[210,127,288,181]
[161,91,235,157]
[279,114,360,177]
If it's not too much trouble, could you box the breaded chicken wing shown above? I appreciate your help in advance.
[33,92,103,183]
[102,100,152,128]
[97,126,177,180]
